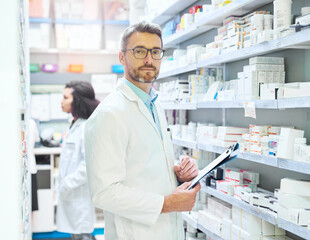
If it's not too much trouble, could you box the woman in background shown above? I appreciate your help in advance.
[57,81,100,240]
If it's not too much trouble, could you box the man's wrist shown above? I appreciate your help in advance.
[161,195,173,213]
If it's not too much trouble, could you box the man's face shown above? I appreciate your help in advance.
[119,32,162,83]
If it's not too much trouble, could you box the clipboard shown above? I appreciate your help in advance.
[187,143,239,190]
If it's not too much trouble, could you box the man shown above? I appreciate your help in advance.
[84,21,200,240]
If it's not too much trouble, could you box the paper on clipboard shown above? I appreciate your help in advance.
[187,143,239,190]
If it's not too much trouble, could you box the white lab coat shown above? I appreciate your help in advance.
[85,81,184,240]
[57,119,95,234]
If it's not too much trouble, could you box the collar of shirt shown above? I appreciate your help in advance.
[122,78,158,107]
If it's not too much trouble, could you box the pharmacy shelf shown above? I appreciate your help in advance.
[31,72,92,85]
[197,101,244,109]
[238,152,278,167]
[159,100,278,110]
[150,0,198,26]
[182,212,198,229]
[197,100,277,109]
[201,185,277,225]
[158,63,197,79]
[164,24,213,48]
[30,48,119,55]
[160,29,310,79]
[197,223,224,240]
[278,97,310,109]
[195,0,273,30]
[163,0,274,48]
[29,18,52,23]
[172,138,197,149]
[160,102,197,110]
[197,143,226,154]
[34,147,62,155]
[198,28,310,68]
[277,218,310,240]
[178,140,310,174]
[103,20,129,25]
[54,19,102,24]
[197,142,278,167]
[278,158,310,175]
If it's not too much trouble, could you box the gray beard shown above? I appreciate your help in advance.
[129,71,157,83]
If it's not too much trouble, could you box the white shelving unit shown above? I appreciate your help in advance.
[202,185,277,225]
[182,213,224,240]
[277,218,310,240]
[148,0,310,238]
[277,97,310,109]
[163,0,274,48]
[197,223,224,240]
[151,0,199,26]
[158,63,197,79]
[30,48,119,55]
[172,138,197,149]
[177,140,310,174]
[160,102,197,110]
[161,98,310,110]
[159,28,310,78]
[182,212,198,229]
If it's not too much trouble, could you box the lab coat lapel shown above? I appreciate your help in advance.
[155,101,175,183]
[117,82,161,138]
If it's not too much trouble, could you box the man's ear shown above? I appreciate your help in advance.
[119,51,125,66]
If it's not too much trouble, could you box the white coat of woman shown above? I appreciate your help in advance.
[57,81,100,240]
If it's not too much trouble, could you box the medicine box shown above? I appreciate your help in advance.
[249,57,284,65]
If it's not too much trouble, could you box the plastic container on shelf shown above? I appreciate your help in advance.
[42,64,58,73]
[29,0,50,18]
[273,0,292,39]
[29,23,50,49]
[68,64,83,73]
[30,64,41,73]
[112,65,124,74]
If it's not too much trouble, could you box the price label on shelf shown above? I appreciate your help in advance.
[243,102,256,119]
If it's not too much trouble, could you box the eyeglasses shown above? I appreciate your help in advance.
[122,47,165,60]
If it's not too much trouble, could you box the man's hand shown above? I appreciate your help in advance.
[174,156,199,183]
[161,182,201,213]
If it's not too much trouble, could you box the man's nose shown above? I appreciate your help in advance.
[144,50,153,64]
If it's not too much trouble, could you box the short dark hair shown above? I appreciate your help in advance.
[121,21,163,50]
[65,81,100,119]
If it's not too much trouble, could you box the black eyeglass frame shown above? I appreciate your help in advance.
[122,47,166,60]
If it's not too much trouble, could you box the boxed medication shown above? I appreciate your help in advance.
[277,128,304,159]
[288,208,310,226]
[232,206,242,227]
[278,191,310,208]
[222,218,232,240]
[241,170,259,184]
[225,168,243,184]
[240,229,261,240]
[260,83,283,100]
[244,64,285,72]
[280,178,310,197]
[242,211,262,235]
[249,57,284,65]
[216,180,235,196]
[232,224,241,240]
[262,220,275,236]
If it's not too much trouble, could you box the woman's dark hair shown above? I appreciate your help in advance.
[65,81,100,119]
